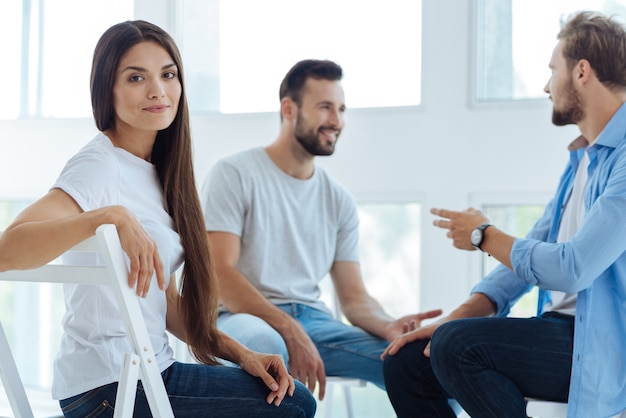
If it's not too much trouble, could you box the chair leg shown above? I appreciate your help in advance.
[322,382,359,418]
[342,385,355,418]
[323,383,334,418]
[0,322,34,418]
[113,353,140,418]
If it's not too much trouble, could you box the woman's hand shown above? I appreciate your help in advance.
[112,206,165,297]
[238,351,296,407]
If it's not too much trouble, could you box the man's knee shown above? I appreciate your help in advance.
[218,313,289,363]
[383,339,432,387]
[430,319,475,376]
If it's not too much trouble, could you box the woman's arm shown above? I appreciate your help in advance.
[0,188,165,296]
[165,275,186,342]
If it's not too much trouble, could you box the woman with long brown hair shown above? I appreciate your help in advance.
[0,20,315,417]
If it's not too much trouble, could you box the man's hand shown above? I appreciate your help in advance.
[283,324,327,400]
[383,309,443,341]
[381,316,451,359]
[238,351,296,407]
[431,207,490,251]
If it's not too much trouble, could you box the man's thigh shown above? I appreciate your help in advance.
[217,312,288,363]
[297,306,388,387]
[431,312,574,401]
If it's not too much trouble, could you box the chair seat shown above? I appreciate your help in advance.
[526,398,568,417]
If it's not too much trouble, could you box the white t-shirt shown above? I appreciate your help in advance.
[549,150,590,315]
[51,132,183,400]
[201,147,359,313]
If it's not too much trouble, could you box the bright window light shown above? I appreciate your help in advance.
[475,0,626,102]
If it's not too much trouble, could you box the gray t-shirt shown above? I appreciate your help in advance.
[201,147,359,312]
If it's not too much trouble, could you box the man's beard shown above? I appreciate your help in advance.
[552,77,584,126]
[294,116,337,156]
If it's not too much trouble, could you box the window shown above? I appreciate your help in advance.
[0,0,133,120]
[179,0,422,114]
[481,203,545,318]
[0,200,62,392]
[474,0,626,102]
[3,0,421,119]
[320,201,422,318]
[318,201,420,416]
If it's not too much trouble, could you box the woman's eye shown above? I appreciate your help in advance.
[129,75,144,82]
[163,71,176,79]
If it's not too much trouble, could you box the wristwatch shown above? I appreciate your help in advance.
[470,223,492,251]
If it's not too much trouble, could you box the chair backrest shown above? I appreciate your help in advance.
[0,224,174,418]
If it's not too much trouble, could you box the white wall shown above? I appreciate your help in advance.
[0,0,580,315]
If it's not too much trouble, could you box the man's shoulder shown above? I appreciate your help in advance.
[215,147,266,170]
[315,165,353,196]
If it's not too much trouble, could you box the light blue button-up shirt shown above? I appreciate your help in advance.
[473,103,626,418]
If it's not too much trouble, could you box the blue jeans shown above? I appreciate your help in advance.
[218,303,388,389]
[384,312,573,418]
[59,361,316,418]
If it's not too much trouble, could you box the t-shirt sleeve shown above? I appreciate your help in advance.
[201,159,246,236]
[334,188,360,262]
[52,147,120,212]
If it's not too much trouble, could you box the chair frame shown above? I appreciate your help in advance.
[321,291,367,418]
[0,224,174,418]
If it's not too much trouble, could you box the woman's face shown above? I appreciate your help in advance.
[112,41,181,135]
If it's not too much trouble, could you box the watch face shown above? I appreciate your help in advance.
[471,228,482,246]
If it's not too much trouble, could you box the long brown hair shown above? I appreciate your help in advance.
[91,20,220,364]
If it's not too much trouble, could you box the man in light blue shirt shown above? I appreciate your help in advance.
[382,11,626,418]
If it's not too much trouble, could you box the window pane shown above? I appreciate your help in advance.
[319,202,421,318]
[475,0,626,102]
[482,204,544,317]
[0,2,22,119]
[41,0,133,118]
[0,0,132,120]
[316,201,420,416]
[181,0,422,113]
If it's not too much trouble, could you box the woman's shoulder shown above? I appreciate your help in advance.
[64,133,118,172]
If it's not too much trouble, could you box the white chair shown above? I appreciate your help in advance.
[0,224,174,418]
[526,398,624,418]
[526,398,569,417]
[321,292,367,418]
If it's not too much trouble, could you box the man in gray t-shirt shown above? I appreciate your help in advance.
[201,59,441,401]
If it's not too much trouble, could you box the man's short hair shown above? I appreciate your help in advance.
[279,59,343,105]
[558,11,626,90]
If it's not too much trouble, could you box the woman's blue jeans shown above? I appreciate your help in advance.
[59,361,316,417]
[383,312,574,418]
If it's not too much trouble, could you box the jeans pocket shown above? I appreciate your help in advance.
[61,386,115,418]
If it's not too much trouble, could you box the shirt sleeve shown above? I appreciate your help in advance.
[471,193,557,316]
[201,159,246,236]
[52,146,120,212]
[334,186,360,263]
[511,150,626,294]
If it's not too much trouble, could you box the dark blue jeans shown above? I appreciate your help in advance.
[59,361,316,417]
[384,312,574,418]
